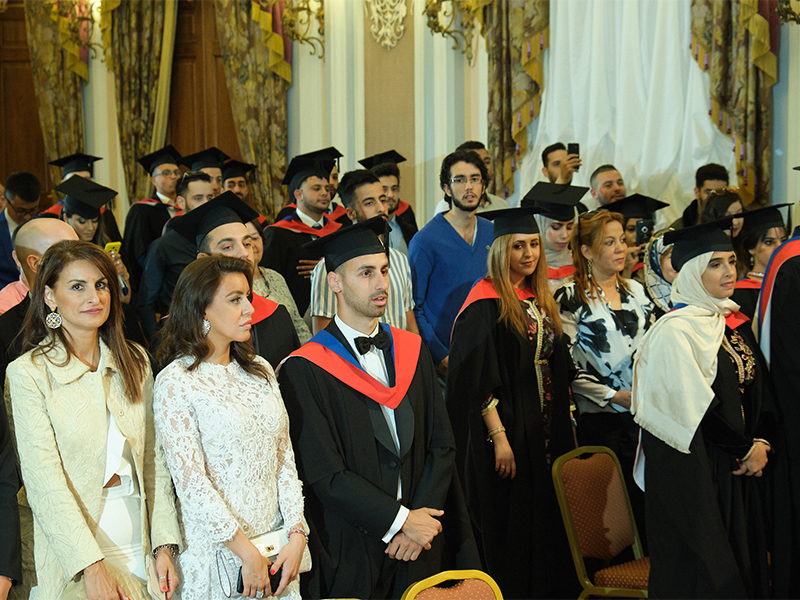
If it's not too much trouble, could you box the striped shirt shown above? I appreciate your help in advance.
[309,247,415,330]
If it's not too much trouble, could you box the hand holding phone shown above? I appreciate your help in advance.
[567,143,580,172]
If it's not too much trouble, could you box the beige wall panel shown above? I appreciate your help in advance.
[363,1,416,211]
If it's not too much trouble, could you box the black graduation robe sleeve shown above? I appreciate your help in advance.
[278,358,403,537]
[252,306,300,368]
[0,398,21,584]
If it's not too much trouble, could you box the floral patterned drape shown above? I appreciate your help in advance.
[483,0,549,199]
[215,0,290,220]
[23,0,85,192]
[104,0,168,204]
[691,0,780,206]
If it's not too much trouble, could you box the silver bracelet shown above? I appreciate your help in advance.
[152,544,179,559]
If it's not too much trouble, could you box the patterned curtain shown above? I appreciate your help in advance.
[23,0,85,192]
[103,0,168,204]
[483,0,549,199]
[215,0,291,220]
[690,0,780,206]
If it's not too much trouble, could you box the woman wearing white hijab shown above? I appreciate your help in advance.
[632,218,781,599]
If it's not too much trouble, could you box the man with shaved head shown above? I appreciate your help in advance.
[0,217,78,379]
[0,216,77,600]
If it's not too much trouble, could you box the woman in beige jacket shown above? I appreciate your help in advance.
[7,240,182,600]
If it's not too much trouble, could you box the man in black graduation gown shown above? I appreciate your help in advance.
[0,398,20,599]
[222,159,257,206]
[121,145,183,291]
[180,146,230,197]
[172,191,299,366]
[278,217,478,599]
[359,150,417,254]
[274,147,351,227]
[137,171,216,341]
[263,157,342,316]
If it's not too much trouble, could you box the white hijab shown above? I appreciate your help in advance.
[631,251,740,453]
[534,214,573,269]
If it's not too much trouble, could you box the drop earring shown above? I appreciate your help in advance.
[587,259,594,279]
[45,307,62,329]
[202,319,211,337]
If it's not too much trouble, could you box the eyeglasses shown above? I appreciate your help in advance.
[710,186,740,196]
[154,169,182,178]
[6,201,40,218]
[180,170,205,184]
[449,176,484,187]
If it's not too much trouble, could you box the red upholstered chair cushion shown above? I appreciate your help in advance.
[414,579,497,600]
[593,556,650,590]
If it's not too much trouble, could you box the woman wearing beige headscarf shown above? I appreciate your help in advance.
[632,218,782,599]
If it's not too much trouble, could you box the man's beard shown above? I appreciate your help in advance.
[451,194,480,213]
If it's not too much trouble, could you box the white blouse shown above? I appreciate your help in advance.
[154,356,304,600]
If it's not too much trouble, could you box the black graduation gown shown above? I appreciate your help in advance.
[251,302,299,368]
[0,392,21,585]
[262,224,320,316]
[275,203,352,227]
[446,296,576,599]
[731,280,760,321]
[121,199,174,291]
[0,295,28,387]
[763,252,800,591]
[278,322,478,599]
[394,203,418,244]
[137,227,197,342]
[643,323,785,599]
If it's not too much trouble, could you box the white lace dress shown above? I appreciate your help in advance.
[153,356,305,599]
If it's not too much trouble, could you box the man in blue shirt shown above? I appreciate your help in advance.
[409,150,493,376]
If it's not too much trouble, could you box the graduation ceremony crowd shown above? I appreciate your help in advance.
[1,138,799,600]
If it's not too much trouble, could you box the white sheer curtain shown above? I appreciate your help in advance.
[518,0,737,228]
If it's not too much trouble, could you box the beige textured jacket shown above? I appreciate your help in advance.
[7,339,182,599]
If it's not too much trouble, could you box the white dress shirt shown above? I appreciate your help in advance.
[333,315,409,542]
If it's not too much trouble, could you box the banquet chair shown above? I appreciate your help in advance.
[400,569,503,600]
[552,446,649,599]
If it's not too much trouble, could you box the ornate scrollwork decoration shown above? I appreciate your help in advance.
[365,0,407,50]
[424,0,482,64]
[45,0,103,59]
[777,0,800,24]
[283,0,325,58]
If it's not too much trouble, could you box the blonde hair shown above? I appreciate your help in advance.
[571,211,631,304]
[487,233,562,337]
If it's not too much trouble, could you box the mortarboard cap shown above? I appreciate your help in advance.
[180,147,231,172]
[358,150,406,170]
[520,182,588,221]
[599,193,669,221]
[55,177,117,220]
[138,145,182,175]
[739,204,791,237]
[663,216,735,271]
[479,206,542,240]
[296,147,343,165]
[793,166,799,171]
[303,216,388,272]
[282,157,335,197]
[49,153,102,179]
[171,191,259,250]
[222,160,257,182]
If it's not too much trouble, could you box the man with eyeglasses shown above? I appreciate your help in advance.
[137,171,216,341]
[1,172,41,289]
[433,141,508,215]
[121,145,183,292]
[408,150,493,380]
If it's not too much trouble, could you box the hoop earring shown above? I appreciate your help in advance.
[587,259,594,280]
[46,308,62,329]
[202,319,211,337]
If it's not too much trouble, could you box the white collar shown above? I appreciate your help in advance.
[296,206,325,228]
[4,208,20,231]
[156,191,176,206]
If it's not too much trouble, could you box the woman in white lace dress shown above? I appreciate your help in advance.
[154,255,307,599]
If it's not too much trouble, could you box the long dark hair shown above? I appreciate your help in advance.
[156,255,271,381]
[21,240,147,403]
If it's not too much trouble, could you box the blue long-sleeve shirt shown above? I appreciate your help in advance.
[409,213,493,364]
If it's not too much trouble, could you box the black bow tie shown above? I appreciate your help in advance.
[354,330,392,355]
